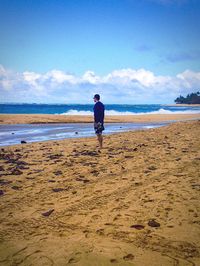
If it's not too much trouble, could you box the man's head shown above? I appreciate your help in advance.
[93,94,100,102]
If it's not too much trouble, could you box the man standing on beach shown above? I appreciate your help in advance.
[93,94,105,149]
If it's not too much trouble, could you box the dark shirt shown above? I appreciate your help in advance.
[93,101,105,124]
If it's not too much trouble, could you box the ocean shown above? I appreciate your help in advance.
[0,103,200,115]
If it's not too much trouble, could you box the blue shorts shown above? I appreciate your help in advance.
[94,122,105,135]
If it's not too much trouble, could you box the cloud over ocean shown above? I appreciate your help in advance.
[0,65,200,104]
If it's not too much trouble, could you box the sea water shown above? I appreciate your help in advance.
[0,103,200,115]
[0,122,169,146]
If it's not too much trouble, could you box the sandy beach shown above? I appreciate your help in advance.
[0,113,200,124]
[0,120,200,265]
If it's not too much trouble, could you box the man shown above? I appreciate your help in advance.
[93,94,105,149]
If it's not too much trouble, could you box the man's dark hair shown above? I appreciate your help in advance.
[94,94,100,101]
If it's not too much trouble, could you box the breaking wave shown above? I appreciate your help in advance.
[60,108,200,116]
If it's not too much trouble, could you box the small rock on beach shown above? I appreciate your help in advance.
[42,209,55,217]
[148,219,160,228]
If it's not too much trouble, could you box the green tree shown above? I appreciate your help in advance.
[175,91,200,104]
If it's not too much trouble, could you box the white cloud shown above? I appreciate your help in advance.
[44,70,78,84]
[0,64,199,104]
[104,68,168,87]
[23,71,41,87]
[82,71,100,84]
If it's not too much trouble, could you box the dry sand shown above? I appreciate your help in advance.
[0,121,200,265]
[0,113,200,124]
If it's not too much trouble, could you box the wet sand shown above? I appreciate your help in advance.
[0,122,168,147]
[0,113,200,124]
[0,120,200,265]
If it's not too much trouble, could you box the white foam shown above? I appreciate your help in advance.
[59,108,200,116]
[60,110,93,115]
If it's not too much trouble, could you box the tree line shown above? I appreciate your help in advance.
[175,91,200,104]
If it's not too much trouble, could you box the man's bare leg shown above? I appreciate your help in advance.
[97,134,103,149]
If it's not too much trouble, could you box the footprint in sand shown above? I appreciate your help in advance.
[96,228,104,235]
[68,252,82,264]
[90,214,102,221]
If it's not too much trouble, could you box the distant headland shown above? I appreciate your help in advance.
[175,92,200,104]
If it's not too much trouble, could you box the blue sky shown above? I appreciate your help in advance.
[0,0,200,103]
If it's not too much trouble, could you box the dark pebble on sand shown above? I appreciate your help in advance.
[52,188,65,192]
[0,166,4,171]
[16,165,29,170]
[0,190,4,196]
[42,209,54,217]
[10,169,23,175]
[83,179,90,183]
[49,154,63,160]
[6,158,18,164]
[21,140,27,144]
[148,219,160,228]
[76,177,83,181]
[16,160,28,165]
[54,170,63,176]
[110,259,118,263]
[11,185,21,190]
[134,182,143,186]
[148,166,157,171]
[80,150,98,156]
[138,143,145,147]
[123,254,134,261]
[130,224,145,230]
[90,170,99,176]
[33,169,43,173]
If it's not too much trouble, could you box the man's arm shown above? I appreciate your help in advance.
[94,104,100,123]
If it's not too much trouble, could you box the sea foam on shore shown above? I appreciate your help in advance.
[60,108,200,116]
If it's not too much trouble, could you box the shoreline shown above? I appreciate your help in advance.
[0,120,199,265]
[0,122,170,147]
[162,103,200,107]
[0,113,200,124]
